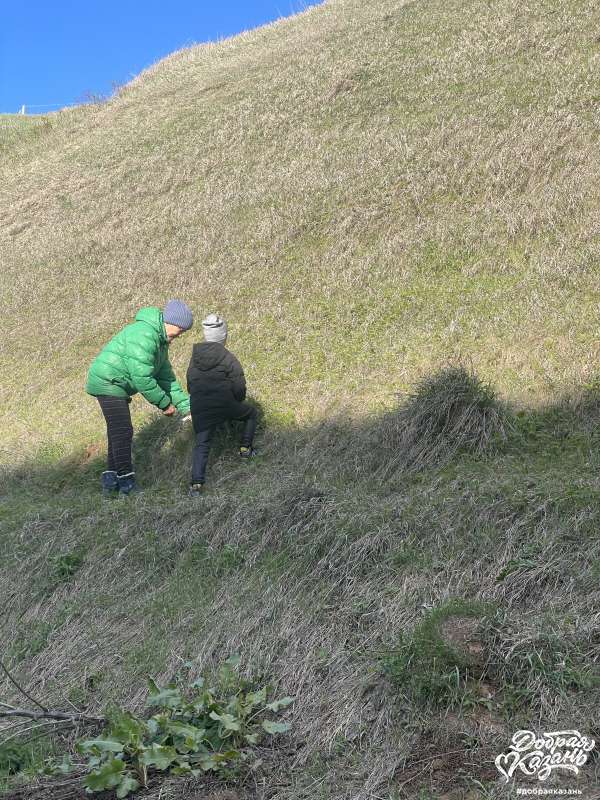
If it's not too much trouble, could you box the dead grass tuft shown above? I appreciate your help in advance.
[373,365,514,477]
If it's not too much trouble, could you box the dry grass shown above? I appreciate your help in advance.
[2,0,600,797]
[371,365,514,477]
[2,0,600,462]
[2,385,600,797]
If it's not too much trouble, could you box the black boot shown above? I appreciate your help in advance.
[101,470,119,496]
[117,471,141,496]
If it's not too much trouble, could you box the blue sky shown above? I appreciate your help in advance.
[0,1,322,114]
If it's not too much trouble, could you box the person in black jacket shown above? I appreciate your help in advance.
[186,313,257,493]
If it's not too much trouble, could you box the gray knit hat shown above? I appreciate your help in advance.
[163,299,193,331]
[202,313,227,343]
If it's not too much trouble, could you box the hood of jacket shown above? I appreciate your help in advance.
[135,307,167,342]
[192,341,228,370]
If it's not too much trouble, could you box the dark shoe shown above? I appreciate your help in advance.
[101,470,119,496]
[117,471,141,495]
[189,482,204,497]
[239,446,257,459]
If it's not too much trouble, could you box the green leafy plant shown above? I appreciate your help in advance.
[69,657,293,797]
[51,550,84,582]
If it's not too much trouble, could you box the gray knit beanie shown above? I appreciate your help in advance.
[163,299,193,331]
[202,313,228,343]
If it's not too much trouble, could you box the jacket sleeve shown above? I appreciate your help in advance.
[126,331,172,410]
[226,353,246,402]
[156,357,190,413]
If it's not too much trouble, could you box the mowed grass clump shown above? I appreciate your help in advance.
[374,365,514,477]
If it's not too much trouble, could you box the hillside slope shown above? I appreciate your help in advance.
[1,0,600,462]
[1,0,600,798]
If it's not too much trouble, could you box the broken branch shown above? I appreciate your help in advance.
[0,709,105,723]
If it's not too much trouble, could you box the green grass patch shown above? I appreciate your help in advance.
[0,736,57,793]
[382,598,497,707]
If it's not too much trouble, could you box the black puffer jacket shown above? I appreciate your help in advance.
[186,342,247,427]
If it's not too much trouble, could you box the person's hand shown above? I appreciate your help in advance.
[163,405,177,416]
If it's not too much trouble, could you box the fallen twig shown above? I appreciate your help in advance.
[0,709,105,723]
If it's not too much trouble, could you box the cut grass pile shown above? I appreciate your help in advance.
[2,0,600,796]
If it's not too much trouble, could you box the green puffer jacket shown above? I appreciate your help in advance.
[85,307,190,413]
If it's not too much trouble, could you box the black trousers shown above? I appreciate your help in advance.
[191,404,257,484]
[97,395,134,475]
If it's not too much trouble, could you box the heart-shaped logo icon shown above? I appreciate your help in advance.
[495,751,520,782]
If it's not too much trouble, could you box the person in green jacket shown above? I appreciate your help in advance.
[86,300,193,495]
